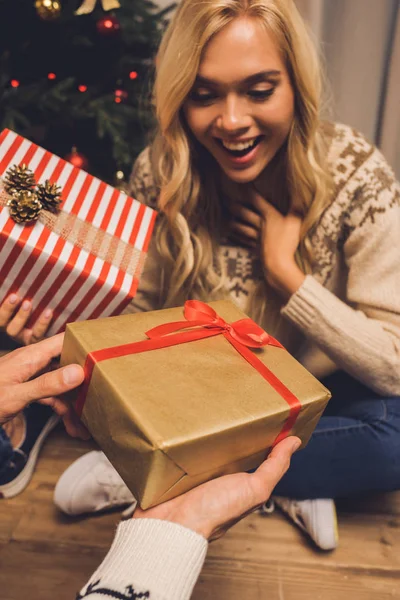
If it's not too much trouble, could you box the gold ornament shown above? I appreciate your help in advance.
[75,0,120,16]
[3,163,36,194]
[36,180,62,212]
[7,190,43,224]
[35,0,62,21]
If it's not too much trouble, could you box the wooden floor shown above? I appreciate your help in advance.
[1,425,400,600]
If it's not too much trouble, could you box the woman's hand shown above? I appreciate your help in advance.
[229,186,306,299]
[0,293,53,345]
[134,436,301,540]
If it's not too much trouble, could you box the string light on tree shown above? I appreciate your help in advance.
[35,0,62,20]
[114,88,128,103]
[114,170,127,191]
[3,0,175,186]
[64,147,89,171]
[96,14,120,36]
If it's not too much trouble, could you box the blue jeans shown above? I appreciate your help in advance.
[0,426,13,479]
[274,371,400,499]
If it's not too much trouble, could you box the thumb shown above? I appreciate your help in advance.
[13,364,85,406]
[251,436,301,502]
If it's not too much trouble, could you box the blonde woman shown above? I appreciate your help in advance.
[9,0,400,550]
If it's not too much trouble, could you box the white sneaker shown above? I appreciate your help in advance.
[261,496,339,551]
[54,451,136,516]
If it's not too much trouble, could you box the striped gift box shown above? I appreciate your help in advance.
[0,129,157,336]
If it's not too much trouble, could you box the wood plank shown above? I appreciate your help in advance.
[9,482,400,575]
[2,426,400,600]
[1,539,399,600]
[206,511,400,572]
[0,426,98,545]
[192,560,400,600]
[0,541,106,600]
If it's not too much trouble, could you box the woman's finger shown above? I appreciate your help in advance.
[30,308,53,344]
[228,232,257,249]
[230,219,259,243]
[6,300,32,339]
[0,294,20,328]
[245,187,272,216]
[230,203,262,231]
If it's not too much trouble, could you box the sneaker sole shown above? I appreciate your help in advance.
[0,414,60,499]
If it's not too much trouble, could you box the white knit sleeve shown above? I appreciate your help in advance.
[77,519,208,600]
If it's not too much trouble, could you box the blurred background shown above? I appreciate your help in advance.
[296,0,399,178]
[0,0,398,185]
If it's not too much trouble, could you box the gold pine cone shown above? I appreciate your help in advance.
[3,163,36,194]
[36,180,62,212]
[8,190,43,224]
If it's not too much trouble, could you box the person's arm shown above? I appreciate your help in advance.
[77,519,207,600]
[229,153,400,396]
[281,165,400,396]
[78,437,300,600]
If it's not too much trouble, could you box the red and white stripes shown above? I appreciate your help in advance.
[0,129,156,334]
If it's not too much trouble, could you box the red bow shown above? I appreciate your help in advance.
[145,300,281,349]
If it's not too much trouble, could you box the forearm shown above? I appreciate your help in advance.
[78,519,208,600]
[282,276,400,396]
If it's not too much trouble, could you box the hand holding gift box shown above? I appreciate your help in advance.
[61,299,331,509]
[0,129,156,336]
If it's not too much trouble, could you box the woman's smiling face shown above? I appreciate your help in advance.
[183,16,295,183]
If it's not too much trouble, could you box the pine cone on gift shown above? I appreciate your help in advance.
[7,190,43,224]
[36,180,62,212]
[3,164,36,194]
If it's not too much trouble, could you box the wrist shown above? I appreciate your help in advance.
[134,505,211,539]
[264,261,305,299]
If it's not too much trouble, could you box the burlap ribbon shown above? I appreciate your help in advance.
[0,184,142,277]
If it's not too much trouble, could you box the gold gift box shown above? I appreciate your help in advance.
[61,300,331,509]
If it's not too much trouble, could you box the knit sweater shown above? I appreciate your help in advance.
[77,519,207,600]
[125,122,400,396]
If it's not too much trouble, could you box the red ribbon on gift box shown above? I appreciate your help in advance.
[75,300,302,445]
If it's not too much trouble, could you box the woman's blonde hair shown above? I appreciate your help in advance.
[151,0,331,331]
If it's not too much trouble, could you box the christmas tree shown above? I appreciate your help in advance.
[0,0,174,185]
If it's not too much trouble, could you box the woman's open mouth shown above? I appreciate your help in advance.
[217,135,263,158]
[215,135,264,167]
